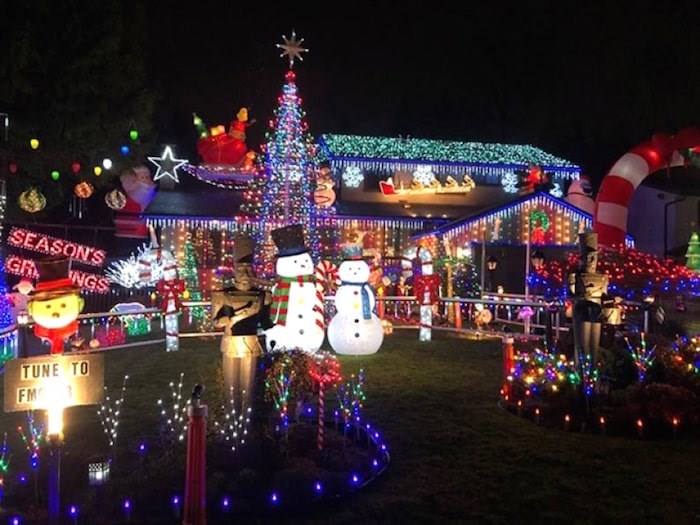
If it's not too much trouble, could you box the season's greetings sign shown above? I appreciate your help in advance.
[5,227,110,293]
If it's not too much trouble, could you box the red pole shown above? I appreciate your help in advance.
[502,337,515,397]
[183,389,207,525]
[454,299,462,330]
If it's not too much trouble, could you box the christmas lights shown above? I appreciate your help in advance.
[318,134,580,168]
[157,372,189,446]
[341,166,364,188]
[97,375,129,449]
[625,334,656,383]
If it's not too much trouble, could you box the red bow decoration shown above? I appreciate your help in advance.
[34,320,79,355]
[414,274,441,305]
[156,278,185,313]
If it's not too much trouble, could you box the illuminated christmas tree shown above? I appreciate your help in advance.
[0,183,12,330]
[181,234,206,326]
[686,232,700,272]
[251,33,320,276]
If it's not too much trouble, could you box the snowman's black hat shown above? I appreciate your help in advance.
[271,224,308,257]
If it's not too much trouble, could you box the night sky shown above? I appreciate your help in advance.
[148,1,700,187]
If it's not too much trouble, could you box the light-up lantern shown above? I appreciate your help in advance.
[88,460,111,486]
[18,188,47,213]
[105,189,127,210]
[29,138,39,150]
[74,181,95,199]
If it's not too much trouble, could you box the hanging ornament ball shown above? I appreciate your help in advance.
[71,162,81,174]
[74,181,95,199]
[93,166,103,176]
[29,138,39,150]
[129,129,139,141]
[120,145,130,156]
[105,189,127,210]
[51,170,60,181]
[182,289,191,300]
[8,163,18,174]
[102,158,113,170]
[18,188,47,213]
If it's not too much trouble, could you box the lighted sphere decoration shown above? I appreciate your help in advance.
[71,162,81,174]
[51,170,60,181]
[129,128,139,141]
[18,188,47,213]
[120,145,130,156]
[74,181,95,199]
[102,158,113,170]
[29,138,39,150]
[105,189,127,210]
[93,166,103,176]
[327,245,384,355]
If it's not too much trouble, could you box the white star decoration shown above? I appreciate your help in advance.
[148,145,187,183]
[276,30,308,69]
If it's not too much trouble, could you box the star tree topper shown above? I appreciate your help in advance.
[148,145,188,183]
[277,30,308,69]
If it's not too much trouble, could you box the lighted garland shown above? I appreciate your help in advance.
[319,134,579,167]
[18,188,46,213]
[529,210,550,232]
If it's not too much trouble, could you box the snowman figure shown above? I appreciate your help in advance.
[328,243,384,355]
[265,224,325,353]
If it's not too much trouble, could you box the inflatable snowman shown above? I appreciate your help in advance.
[328,244,384,355]
[265,224,325,353]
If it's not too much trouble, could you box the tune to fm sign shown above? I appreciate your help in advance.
[4,354,105,412]
[16,360,91,405]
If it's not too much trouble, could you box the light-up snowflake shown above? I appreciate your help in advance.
[549,182,563,198]
[342,166,364,188]
[501,172,519,193]
[106,243,168,288]
[413,166,435,186]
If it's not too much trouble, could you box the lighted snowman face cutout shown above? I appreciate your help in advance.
[29,293,84,330]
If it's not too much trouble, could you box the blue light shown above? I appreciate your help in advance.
[351,473,359,485]
[270,492,279,504]
[372,458,379,468]
[18,474,26,484]
[70,505,77,516]
[172,495,180,506]
[314,481,322,494]
[222,496,230,509]
[138,442,147,453]
[123,499,131,509]
[12,518,20,525]
[120,145,130,156]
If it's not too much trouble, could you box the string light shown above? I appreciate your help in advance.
[97,375,129,448]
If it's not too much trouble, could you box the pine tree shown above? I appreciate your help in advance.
[686,232,700,271]
[181,234,206,327]
[254,70,320,276]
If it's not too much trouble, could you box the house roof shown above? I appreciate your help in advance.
[641,165,700,196]
[318,134,580,170]
[413,191,635,244]
[144,185,245,218]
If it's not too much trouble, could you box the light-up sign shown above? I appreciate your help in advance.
[5,255,110,293]
[4,354,105,412]
[7,227,106,267]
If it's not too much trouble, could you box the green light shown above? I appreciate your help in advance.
[129,129,139,141]
[319,134,579,167]
[51,170,60,181]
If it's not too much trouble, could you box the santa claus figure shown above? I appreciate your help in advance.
[28,257,84,355]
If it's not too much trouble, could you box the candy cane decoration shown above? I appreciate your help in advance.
[309,352,342,451]
[593,127,700,246]
[314,260,340,295]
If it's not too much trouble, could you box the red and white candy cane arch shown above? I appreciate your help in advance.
[593,127,700,246]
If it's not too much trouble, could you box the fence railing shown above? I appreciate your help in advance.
[3,292,645,370]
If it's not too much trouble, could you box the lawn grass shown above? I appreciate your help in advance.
[2,330,700,524]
